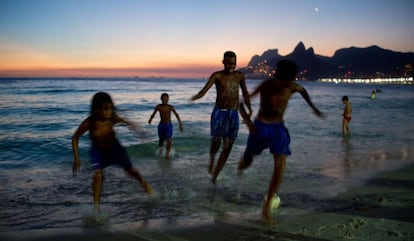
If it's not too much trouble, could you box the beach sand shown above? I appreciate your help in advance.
[1,163,413,241]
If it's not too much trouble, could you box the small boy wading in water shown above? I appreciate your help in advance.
[238,60,324,225]
[148,93,184,159]
[342,96,352,137]
[72,92,153,212]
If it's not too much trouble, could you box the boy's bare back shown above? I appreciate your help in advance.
[343,102,352,118]
[254,79,305,123]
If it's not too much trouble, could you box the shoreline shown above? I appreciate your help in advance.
[1,163,414,241]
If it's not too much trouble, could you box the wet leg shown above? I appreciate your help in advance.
[166,139,172,160]
[262,154,286,225]
[92,169,104,212]
[211,138,234,184]
[125,168,153,194]
[208,137,221,174]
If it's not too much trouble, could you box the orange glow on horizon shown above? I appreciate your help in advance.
[0,65,221,79]
[0,42,234,78]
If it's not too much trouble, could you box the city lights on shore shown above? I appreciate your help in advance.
[318,77,413,84]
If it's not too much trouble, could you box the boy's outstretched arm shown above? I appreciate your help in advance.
[239,103,255,133]
[72,119,89,174]
[299,88,325,119]
[172,108,184,132]
[190,76,215,101]
[148,107,158,124]
[116,114,144,136]
[240,77,252,117]
[249,82,263,99]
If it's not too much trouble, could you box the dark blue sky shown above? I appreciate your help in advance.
[1,0,413,77]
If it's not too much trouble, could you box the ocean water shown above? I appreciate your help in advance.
[0,78,413,231]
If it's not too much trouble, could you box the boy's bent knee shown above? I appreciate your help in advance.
[93,169,103,176]
[92,169,103,182]
[125,167,142,177]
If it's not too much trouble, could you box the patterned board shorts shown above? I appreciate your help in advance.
[210,107,239,139]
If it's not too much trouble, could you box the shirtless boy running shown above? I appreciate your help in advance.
[238,60,324,224]
[148,93,184,159]
[72,92,153,212]
[191,51,252,184]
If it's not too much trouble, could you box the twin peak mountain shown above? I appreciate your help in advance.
[240,42,414,80]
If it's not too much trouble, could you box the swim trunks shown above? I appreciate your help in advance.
[210,107,239,139]
[344,116,352,122]
[243,119,291,165]
[158,123,173,139]
[90,140,132,170]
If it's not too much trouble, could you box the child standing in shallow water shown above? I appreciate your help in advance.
[148,93,183,160]
[342,96,352,137]
[72,92,153,212]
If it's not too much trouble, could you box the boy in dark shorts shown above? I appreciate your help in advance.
[148,93,183,159]
[72,92,153,212]
[238,60,324,224]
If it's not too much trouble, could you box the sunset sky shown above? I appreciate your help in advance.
[1,0,413,78]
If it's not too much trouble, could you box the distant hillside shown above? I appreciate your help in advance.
[240,42,414,80]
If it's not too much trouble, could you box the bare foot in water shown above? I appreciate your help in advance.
[211,174,217,185]
[262,207,276,226]
[208,163,214,174]
[142,180,154,195]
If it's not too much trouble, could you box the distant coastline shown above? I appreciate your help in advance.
[1,76,414,85]
[241,42,414,81]
[318,76,413,85]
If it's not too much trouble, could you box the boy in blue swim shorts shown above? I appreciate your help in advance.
[210,107,239,139]
[191,51,252,184]
[158,123,173,140]
[242,120,291,166]
[149,93,183,159]
[238,60,324,225]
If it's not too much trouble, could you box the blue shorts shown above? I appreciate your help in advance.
[90,140,132,170]
[210,107,239,139]
[243,119,291,165]
[158,123,173,139]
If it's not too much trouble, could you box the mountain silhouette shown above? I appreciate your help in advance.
[240,42,414,80]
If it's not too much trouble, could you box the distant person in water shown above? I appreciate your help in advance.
[72,92,153,212]
[238,60,324,225]
[371,90,376,100]
[148,93,184,159]
[342,96,352,137]
[191,51,252,184]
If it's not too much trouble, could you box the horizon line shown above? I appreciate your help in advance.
[0,66,220,79]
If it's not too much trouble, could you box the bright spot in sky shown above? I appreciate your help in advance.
[315,7,319,12]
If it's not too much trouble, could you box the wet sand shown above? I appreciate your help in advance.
[1,163,413,241]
